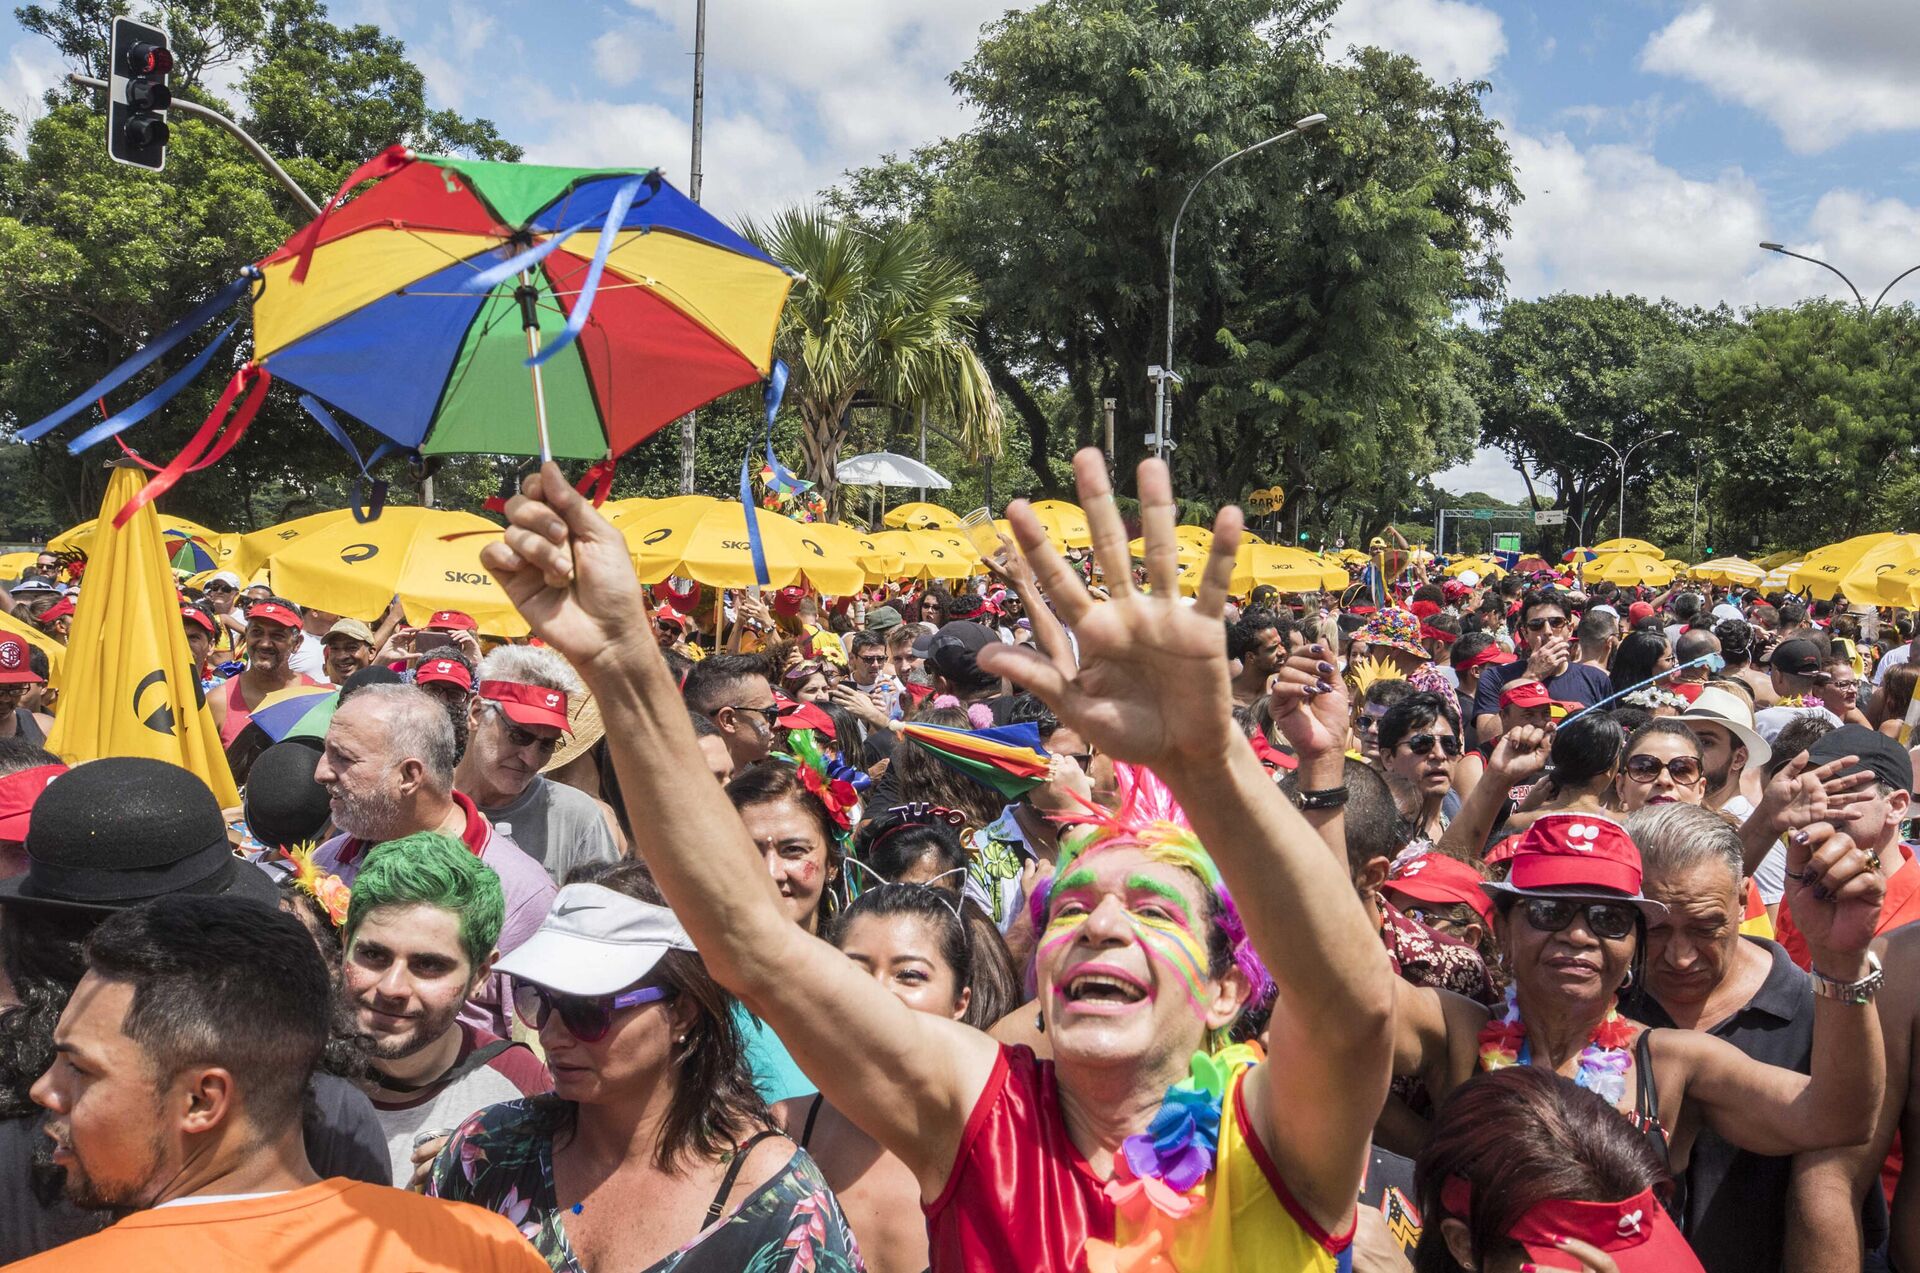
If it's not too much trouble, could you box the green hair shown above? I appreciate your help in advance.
[343,832,505,971]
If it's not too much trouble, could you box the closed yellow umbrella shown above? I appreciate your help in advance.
[1593,537,1665,560]
[619,501,866,596]
[1791,533,1920,604]
[233,508,357,576]
[267,506,528,633]
[1581,552,1675,587]
[882,502,960,531]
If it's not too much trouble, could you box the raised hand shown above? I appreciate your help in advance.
[479,463,653,679]
[1268,644,1350,760]
[975,450,1242,778]
[1783,820,1886,969]
[1486,723,1551,785]
[1758,751,1873,837]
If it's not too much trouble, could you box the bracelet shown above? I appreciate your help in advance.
[1810,951,1883,1005]
[1293,785,1349,811]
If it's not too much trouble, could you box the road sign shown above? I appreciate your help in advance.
[1472,508,1495,520]
[108,17,172,171]
[1534,509,1568,526]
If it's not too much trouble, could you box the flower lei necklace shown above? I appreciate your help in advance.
[1478,986,1636,1105]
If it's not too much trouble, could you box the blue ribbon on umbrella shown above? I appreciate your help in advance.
[737,361,790,589]
[63,318,240,454]
[20,271,255,443]
[1557,655,1720,724]
[300,395,404,523]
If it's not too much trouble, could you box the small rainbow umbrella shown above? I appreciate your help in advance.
[893,721,1053,800]
[248,684,339,742]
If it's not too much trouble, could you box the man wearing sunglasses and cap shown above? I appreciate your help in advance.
[453,647,621,886]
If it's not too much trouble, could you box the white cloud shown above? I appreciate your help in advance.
[0,44,62,146]
[1642,2,1920,153]
[1433,445,1534,503]
[447,0,499,59]
[1326,0,1507,83]
[591,27,648,88]
[1749,190,1920,309]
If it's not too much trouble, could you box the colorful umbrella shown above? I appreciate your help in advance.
[1593,538,1665,560]
[266,506,527,633]
[893,720,1052,800]
[249,684,340,742]
[882,502,960,531]
[169,532,220,574]
[620,500,866,595]
[51,514,222,556]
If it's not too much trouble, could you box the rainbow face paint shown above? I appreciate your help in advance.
[1039,857,1214,1020]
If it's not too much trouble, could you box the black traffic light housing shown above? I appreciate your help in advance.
[108,16,172,170]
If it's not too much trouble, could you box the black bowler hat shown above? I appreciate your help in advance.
[0,757,277,912]
[243,741,333,851]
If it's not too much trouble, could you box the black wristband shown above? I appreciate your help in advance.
[1294,785,1350,811]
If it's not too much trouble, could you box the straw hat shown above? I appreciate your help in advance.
[541,690,607,773]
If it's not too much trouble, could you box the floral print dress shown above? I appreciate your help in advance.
[428,1097,865,1273]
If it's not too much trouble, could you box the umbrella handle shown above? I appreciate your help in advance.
[517,273,553,463]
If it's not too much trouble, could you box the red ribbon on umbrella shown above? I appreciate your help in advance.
[288,144,416,284]
[113,363,272,527]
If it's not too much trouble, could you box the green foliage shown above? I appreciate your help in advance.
[741,208,1003,513]
[827,0,1516,538]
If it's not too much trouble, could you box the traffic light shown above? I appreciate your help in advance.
[108,17,172,171]
[1299,532,1310,543]
[1705,546,1716,556]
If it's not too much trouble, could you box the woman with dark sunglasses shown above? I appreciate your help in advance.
[1614,720,1707,814]
[427,861,859,1272]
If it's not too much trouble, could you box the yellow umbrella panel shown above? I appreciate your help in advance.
[883,502,960,531]
[1791,534,1920,604]
[1230,545,1347,594]
[49,512,222,555]
[232,508,358,576]
[805,522,907,584]
[267,506,529,634]
[868,529,980,581]
[1593,538,1664,560]
[1026,500,1092,549]
[621,501,866,596]
[1581,553,1675,587]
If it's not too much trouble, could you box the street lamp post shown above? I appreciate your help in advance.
[1758,242,1920,314]
[1154,113,1328,461]
[1573,430,1676,541]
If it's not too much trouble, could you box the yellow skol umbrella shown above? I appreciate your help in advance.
[996,518,1063,553]
[1230,545,1347,594]
[0,551,38,579]
[1791,533,1920,604]
[1582,553,1675,587]
[267,506,528,634]
[1593,538,1665,559]
[883,502,960,531]
[804,522,907,584]
[867,530,979,581]
[1444,556,1504,579]
[49,512,222,555]
[1028,500,1093,549]
[1757,549,1802,569]
[232,508,357,576]
[620,501,866,596]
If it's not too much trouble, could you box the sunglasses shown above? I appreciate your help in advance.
[491,708,560,754]
[1524,616,1572,632]
[1520,898,1638,942]
[1401,733,1462,758]
[1624,754,1702,785]
[857,653,888,666]
[1354,715,1381,734]
[715,703,782,729]
[203,582,237,594]
[512,983,670,1043]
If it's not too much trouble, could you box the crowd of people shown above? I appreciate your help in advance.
[2,452,1920,1272]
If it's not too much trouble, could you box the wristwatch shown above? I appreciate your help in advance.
[1810,951,1884,1005]
[1292,785,1350,811]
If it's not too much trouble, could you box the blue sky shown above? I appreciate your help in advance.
[7,0,1920,502]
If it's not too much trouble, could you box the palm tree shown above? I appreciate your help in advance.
[743,208,1003,512]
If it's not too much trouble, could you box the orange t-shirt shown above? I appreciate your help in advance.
[8,1178,547,1272]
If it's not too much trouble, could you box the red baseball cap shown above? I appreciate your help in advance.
[777,697,836,738]
[180,605,216,636]
[416,657,474,692]
[246,601,301,629]
[1386,851,1493,926]
[1498,680,1575,719]
[428,610,477,631]
[0,763,65,840]
[0,637,42,685]
[1484,813,1662,914]
[1626,601,1655,625]
[1441,1180,1701,1273]
[36,598,74,624]
[1455,645,1517,673]
[653,608,689,631]
[479,680,570,732]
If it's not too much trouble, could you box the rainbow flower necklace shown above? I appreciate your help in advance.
[1477,986,1636,1105]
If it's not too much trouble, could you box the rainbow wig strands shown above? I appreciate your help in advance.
[1029,763,1274,1005]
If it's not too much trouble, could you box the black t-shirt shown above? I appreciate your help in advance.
[0,1071,388,1264]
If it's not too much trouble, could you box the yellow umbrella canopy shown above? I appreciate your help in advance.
[619,500,866,596]
[603,494,721,528]
[0,550,38,578]
[232,508,357,576]
[1790,533,1920,604]
[1229,544,1347,594]
[49,512,222,555]
[1027,500,1093,549]
[1756,549,1802,569]
[1593,538,1665,560]
[1581,552,1675,587]
[1759,561,1801,590]
[267,506,528,634]
[803,522,907,584]
[882,502,960,531]
[1688,557,1764,585]
[867,529,980,581]
[996,517,1064,553]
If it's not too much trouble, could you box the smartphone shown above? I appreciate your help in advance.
[414,630,452,653]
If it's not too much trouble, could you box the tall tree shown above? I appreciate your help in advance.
[828,0,1514,528]
[743,208,1002,512]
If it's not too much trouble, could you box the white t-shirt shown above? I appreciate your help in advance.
[288,632,328,681]
[1753,704,1841,745]
[1875,643,1914,687]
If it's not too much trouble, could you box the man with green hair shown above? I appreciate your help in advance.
[341,833,550,1187]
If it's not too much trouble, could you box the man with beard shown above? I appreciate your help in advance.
[320,617,377,686]
[14,895,547,1272]
[209,599,324,748]
[1227,609,1286,707]
[341,834,549,1186]
[312,684,555,1037]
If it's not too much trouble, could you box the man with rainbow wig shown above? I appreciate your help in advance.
[478,448,1397,1271]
